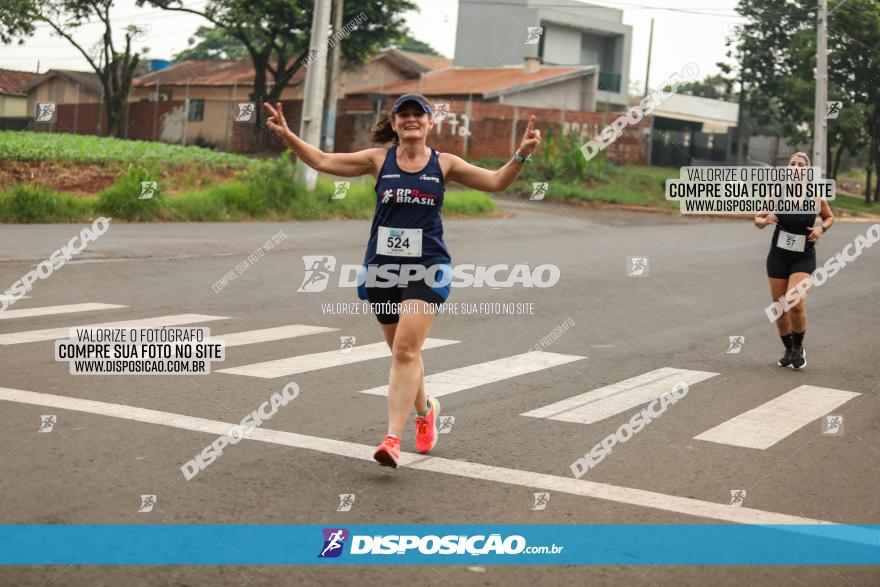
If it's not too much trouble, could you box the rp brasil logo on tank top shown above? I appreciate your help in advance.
[379,187,438,206]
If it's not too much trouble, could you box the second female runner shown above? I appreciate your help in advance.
[754,152,833,369]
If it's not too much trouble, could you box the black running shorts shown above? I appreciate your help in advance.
[766,247,816,279]
[364,279,447,324]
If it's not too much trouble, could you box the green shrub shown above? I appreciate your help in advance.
[0,152,497,222]
[521,126,608,184]
[444,190,497,215]
[0,131,253,168]
[95,166,162,221]
[0,184,91,223]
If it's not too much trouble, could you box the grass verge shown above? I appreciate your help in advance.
[0,158,496,223]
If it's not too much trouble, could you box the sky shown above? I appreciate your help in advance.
[0,0,745,93]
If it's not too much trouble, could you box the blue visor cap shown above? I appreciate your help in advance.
[391,94,432,117]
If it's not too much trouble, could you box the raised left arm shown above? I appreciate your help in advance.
[444,115,542,192]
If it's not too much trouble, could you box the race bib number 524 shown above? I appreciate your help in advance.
[377,226,422,257]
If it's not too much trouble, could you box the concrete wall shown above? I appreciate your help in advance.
[0,95,27,117]
[498,74,596,111]
[542,23,582,65]
[453,0,631,108]
[454,0,537,67]
[342,59,411,94]
[28,78,102,105]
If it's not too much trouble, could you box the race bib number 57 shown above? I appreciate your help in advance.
[377,226,422,257]
[776,230,806,253]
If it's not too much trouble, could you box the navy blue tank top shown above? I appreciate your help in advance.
[362,146,451,268]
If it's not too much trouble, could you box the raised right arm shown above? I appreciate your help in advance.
[264,102,384,177]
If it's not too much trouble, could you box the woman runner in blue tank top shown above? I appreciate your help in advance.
[265,94,542,468]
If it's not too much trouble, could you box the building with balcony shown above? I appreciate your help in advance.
[453,0,632,110]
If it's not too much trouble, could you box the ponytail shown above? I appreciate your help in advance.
[371,115,399,145]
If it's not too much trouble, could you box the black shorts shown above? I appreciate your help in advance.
[766,247,816,279]
[364,279,447,324]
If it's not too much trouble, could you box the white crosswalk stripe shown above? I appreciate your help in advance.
[0,303,127,321]
[358,351,586,397]
[694,385,860,449]
[0,385,849,527]
[217,338,459,378]
[521,367,719,424]
[0,314,229,345]
[209,324,337,347]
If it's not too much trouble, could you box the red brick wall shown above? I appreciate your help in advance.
[125,100,185,141]
[33,103,109,136]
[334,97,650,165]
[32,96,650,165]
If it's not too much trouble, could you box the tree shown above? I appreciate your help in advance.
[173,25,248,63]
[732,0,880,198]
[140,0,416,147]
[0,0,142,137]
[670,74,736,102]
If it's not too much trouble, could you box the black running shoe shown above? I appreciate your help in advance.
[791,345,806,369]
[777,347,795,367]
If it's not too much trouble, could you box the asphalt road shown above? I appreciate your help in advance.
[1,198,878,586]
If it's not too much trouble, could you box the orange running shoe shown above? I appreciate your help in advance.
[373,434,401,468]
[414,396,441,454]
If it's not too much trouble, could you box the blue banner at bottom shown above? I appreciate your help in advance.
[0,524,877,565]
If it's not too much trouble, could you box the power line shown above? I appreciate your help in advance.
[455,0,739,17]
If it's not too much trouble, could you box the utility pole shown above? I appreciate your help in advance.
[323,0,344,152]
[643,17,655,165]
[298,0,332,190]
[813,0,828,175]
[643,18,654,96]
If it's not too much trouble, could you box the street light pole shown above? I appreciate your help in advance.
[813,0,828,175]
[298,0,332,190]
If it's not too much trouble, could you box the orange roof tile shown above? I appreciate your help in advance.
[134,60,306,87]
[397,51,452,71]
[0,68,39,96]
[349,65,594,98]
